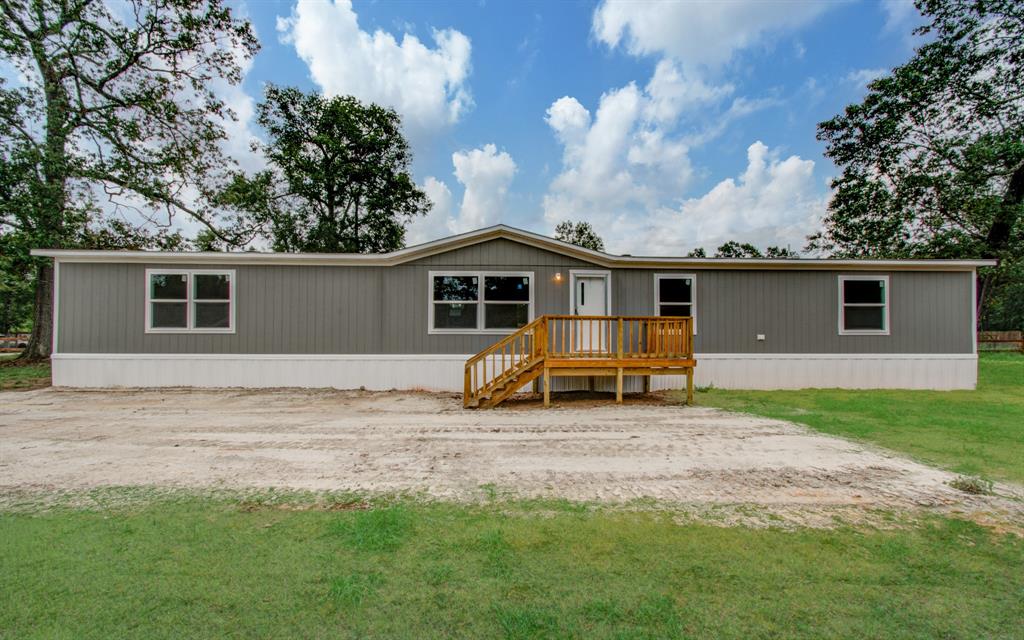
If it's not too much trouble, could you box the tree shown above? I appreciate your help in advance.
[714,241,762,258]
[713,242,798,258]
[810,0,1023,327]
[554,220,605,252]
[219,86,429,254]
[0,0,258,358]
[764,246,800,259]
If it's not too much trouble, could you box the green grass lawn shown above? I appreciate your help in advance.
[1,495,1022,639]
[689,353,1024,484]
[0,354,50,390]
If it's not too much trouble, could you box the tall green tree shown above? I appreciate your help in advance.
[714,242,799,258]
[811,0,1023,327]
[218,86,429,254]
[554,220,605,252]
[0,0,258,358]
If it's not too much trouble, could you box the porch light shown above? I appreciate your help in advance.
[553,272,563,283]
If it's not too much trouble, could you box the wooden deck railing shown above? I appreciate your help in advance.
[543,315,693,360]
[464,315,694,408]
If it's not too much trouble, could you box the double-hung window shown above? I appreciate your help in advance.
[838,275,889,335]
[146,269,235,333]
[429,271,533,333]
[654,274,697,332]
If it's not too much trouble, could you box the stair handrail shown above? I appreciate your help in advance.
[464,316,547,406]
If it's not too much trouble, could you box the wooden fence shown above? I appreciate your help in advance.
[978,331,1024,352]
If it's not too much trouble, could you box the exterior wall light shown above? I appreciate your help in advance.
[553,272,563,283]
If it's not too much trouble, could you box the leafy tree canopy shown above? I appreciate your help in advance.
[0,0,258,356]
[554,220,605,252]
[217,86,430,254]
[713,241,799,259]
[810,0,1023,328]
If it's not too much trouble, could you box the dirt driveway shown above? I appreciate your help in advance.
[1,388,1020,521]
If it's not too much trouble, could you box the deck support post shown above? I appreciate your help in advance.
[543,367,551,407]
[686,367,694,405]
[642,375,651,394]
[615,368,623,403]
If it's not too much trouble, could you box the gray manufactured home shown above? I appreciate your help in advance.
[32,225,993,393]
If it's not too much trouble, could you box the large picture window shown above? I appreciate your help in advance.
[429,271,533,333]
[839,275,889,335]
[654,274,697,332]
[146,269,235,333]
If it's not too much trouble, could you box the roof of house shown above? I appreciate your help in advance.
[32,224,996,271]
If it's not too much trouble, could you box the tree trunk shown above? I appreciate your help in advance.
[984,163,1024,258]
[19,263,54,361]
[18,28,69,363]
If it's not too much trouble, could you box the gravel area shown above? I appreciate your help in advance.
[1,388,1020,522]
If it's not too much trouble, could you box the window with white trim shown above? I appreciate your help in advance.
[429,271,533,333]
[146,269,235,333]
[655,274,697,331]
[839,275,889,334]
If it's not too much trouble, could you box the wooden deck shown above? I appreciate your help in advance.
[464,315,695,408]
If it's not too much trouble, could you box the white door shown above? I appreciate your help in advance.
[573,274,608,353]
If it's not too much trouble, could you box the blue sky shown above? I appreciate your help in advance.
[228,0,924,254]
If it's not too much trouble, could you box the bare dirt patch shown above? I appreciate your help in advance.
[1,388,1021,526]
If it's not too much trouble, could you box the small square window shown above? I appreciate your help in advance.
[654,274,697,333]
[146,269,234,333]
[839,276,889,334]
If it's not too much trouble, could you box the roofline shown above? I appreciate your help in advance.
[30,224,997,271]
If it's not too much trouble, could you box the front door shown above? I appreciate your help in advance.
[572,273,609,353]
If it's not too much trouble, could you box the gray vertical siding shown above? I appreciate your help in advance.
[613,269,973,354]
[57,238,974,355]
[58,239,594,354]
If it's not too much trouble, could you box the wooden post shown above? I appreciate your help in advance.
[543,368,551,407]
[616,367,623,403]
[535,317,548,359]
[617,317,623,359]
[463,364,472,408]
[643,375,651,394]
[686,367,694,406]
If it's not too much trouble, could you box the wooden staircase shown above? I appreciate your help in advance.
[464,315,695,409]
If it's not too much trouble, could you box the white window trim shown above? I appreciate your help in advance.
[145,268,236,334]
[838,274,890,336]
[427,270,535,335]
[653,273,698,334]
[568,270,612,316]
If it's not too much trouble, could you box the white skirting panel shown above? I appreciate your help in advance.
[52,352,978,392]
[51,353,471,392]
[651,353,978,391]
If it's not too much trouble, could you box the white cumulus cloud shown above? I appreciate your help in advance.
[541,72,758,242]
[451,144,518,232]
[644,59,734,123]
[278,0,472,136]
[593,0,833,68]
[535,1,834,255]
[406,144,517,244]
[617,141,828,255]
